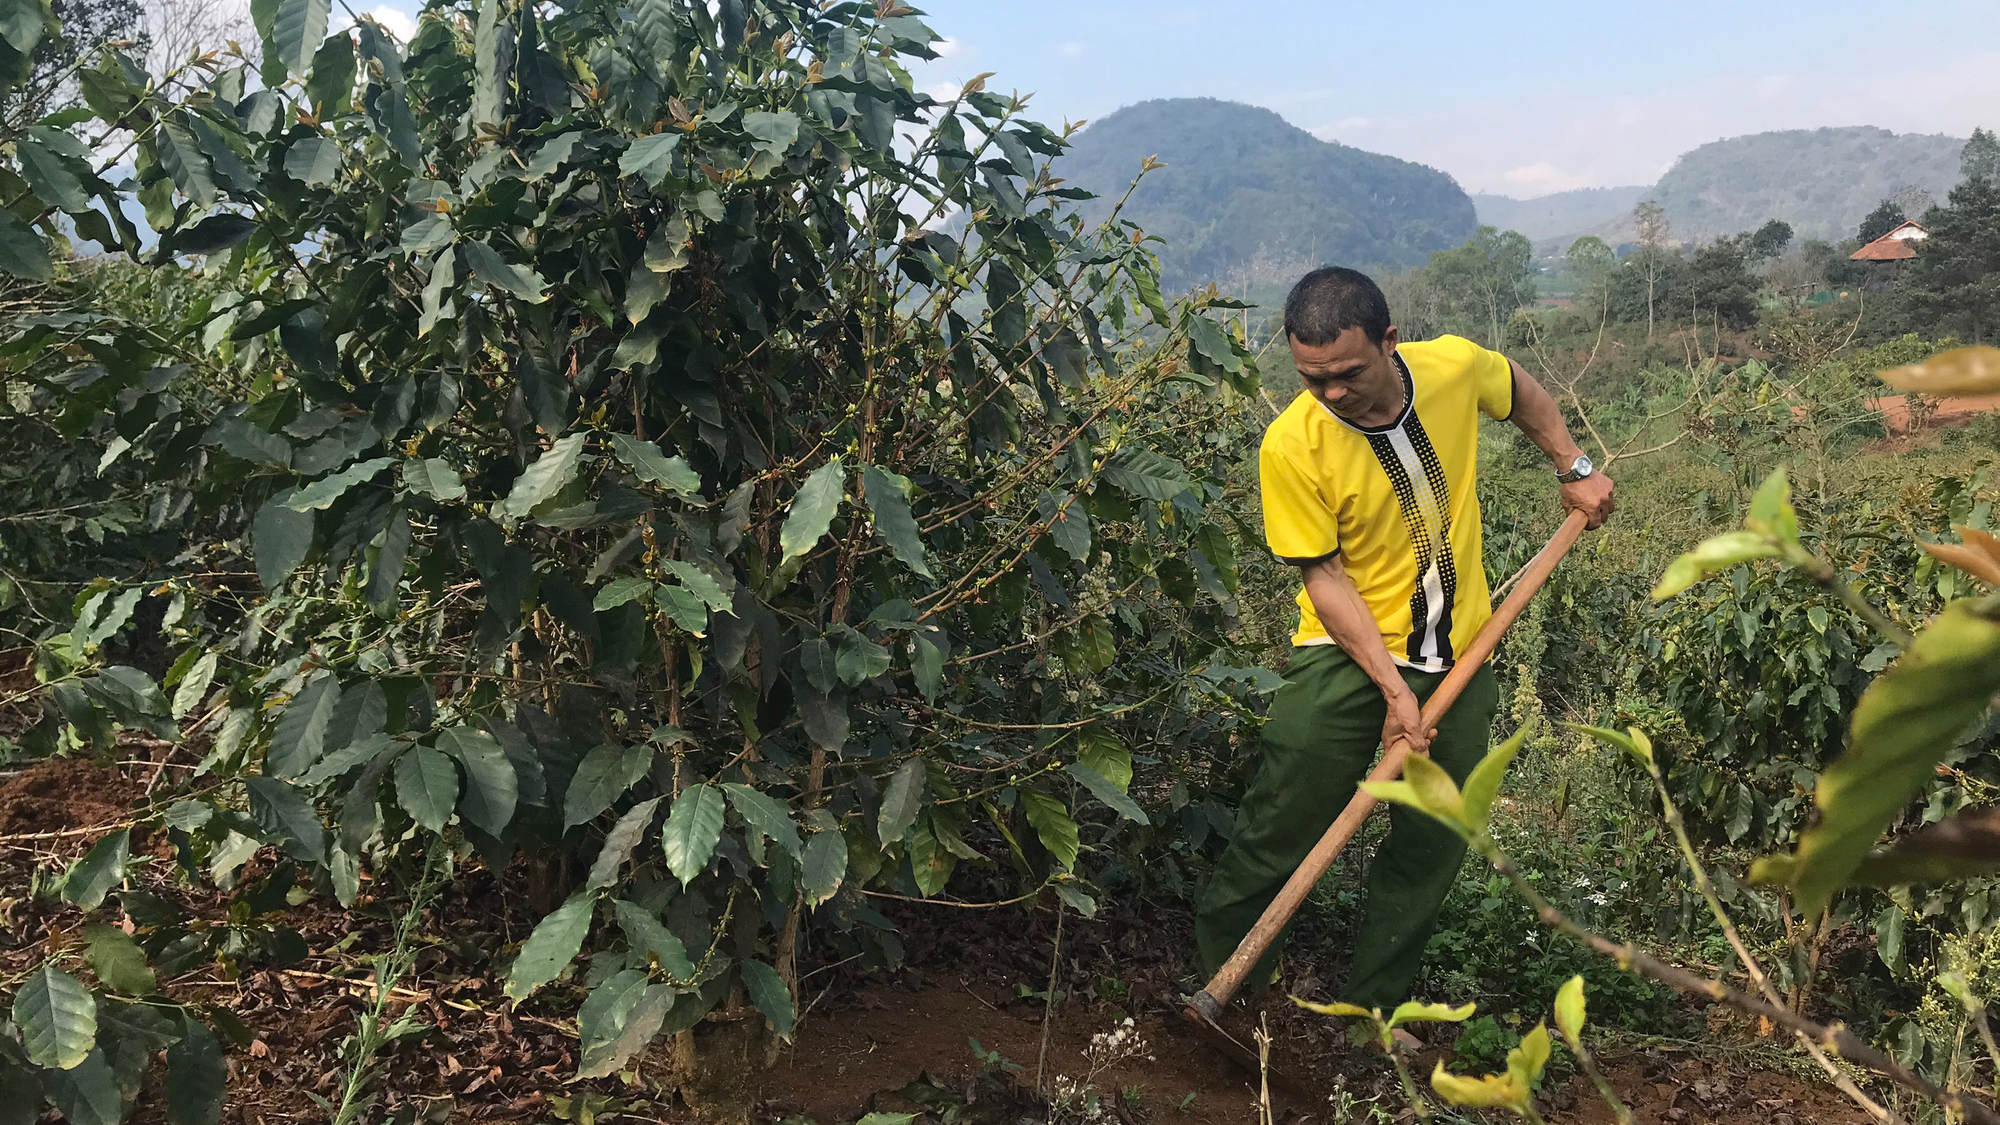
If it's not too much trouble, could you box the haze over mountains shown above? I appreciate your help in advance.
[1053,101,1970,284]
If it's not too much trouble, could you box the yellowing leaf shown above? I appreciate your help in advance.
[1401,753,1466,826]
[1386,1000,1475,1029]
[1554,975,1587,1044]
[1880,346,2000,396]
[1291,997,1373,1019]
[1509,1022,1552,1087]
[1430,1062,1528,1111]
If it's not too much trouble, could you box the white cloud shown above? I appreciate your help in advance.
[333,3,417,41]
[1055,41,1085,60]
[932,37,962,60]
[367,5,418,41]
[1294,50,2000,196]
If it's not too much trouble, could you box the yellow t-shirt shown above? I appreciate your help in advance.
[1259,334,1515,671]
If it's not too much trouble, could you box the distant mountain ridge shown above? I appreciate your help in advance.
[1477,127,1968,250]
[1471,187,1648,242]
[1053,98,1476,290]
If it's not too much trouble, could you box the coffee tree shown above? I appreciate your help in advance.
[1,0,1265,1113]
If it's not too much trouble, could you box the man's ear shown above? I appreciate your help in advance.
[1381,325,1400,352]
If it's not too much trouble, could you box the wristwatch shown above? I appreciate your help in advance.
[1556,453,1594,483]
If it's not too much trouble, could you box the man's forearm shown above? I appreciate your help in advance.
[1505,359,1586,468]
[1299,556,1407,697]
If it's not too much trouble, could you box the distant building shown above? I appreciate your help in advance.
[1850,220,1930,261]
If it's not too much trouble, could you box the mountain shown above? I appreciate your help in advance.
[1471,186,1648,243]
[1054,98,1477,291]
[1641,126,1965,242]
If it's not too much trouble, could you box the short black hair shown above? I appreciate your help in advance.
[1283,267,1392,347]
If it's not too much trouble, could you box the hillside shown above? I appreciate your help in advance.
[1054,98,1476,290]
[1472,186,1648,242]
[1614,126,1966,244]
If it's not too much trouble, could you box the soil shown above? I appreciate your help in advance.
[0,752,1877,1125]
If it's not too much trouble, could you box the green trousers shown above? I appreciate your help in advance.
[1195,644,1499,1010]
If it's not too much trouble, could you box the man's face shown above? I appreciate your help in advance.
[1289,325,1402,422]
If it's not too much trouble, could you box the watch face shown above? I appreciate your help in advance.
[1572,455,1592,477]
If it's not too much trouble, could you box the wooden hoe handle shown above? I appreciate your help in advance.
[1189,509,1590,1018]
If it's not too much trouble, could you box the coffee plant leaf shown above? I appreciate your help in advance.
[504,892,596,1004]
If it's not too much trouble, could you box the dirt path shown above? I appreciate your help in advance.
[0,752,1876,1124]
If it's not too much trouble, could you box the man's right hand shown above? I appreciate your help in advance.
[1383,685,1433,755]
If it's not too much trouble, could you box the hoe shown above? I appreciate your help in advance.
[1183,509,1591,1079]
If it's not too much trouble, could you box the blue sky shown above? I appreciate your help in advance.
[898,0,2000,196]
[346,1,2000,197]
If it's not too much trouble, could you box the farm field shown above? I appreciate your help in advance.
[3,2,2000,1124]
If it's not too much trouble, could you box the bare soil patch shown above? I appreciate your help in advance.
[0,753,1876,1124]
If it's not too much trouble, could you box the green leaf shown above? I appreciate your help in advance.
[404,457,466,501]
[84,923,155,996]
[268,0,330,76]
[155,119,217,207]
[835,630,891,686]
[495,433,586,523]
[14,964,96,1069]
[1102,446,1191,501]
[1788,600,2000,915]
[394,745,460,833]
[41,1050,120,1125]
[877,759,925,847]
[801,829,847,907]
[661,783,725,885]
[171,652,218,720]
[585,797,661,889]
[1019,788,1079,870]
[1564,722,1653,765]
[660,560,730,610]
[1461,723,1531,831]
[1076,729,1132,792]
[862,465,932,577]
[722,783,802,856]
[165,1012,225,1125]
[563,743,654,828]
[247,777,329,862]
[17,137,90,211]
[1069,762,1147,825]
[742,110,800,156]
[1744,466,1799,543]
[780,458,846,564]
[1037,489,1090,564]
[282,134,343,185]
[575,969,650,1078]
[739,959,796,1039]
[619,132,682,186]
[62,829,129,911]
[1652,529,1783,599]
[611,898,695,979]
[608,432,701,495]
[0,0,49,55]
[461,239,549,303]
[911,634,942,703]
[440,726,516,836]
[504,892,596,1004]
[1553,976,1586,1046]
[267,674,339,779]
[0,211,52,280]
[253,492,314,589]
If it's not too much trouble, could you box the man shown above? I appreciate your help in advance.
[1195,267,1615,1023]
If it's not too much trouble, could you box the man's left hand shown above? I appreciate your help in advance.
[1562,473,1615,530]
